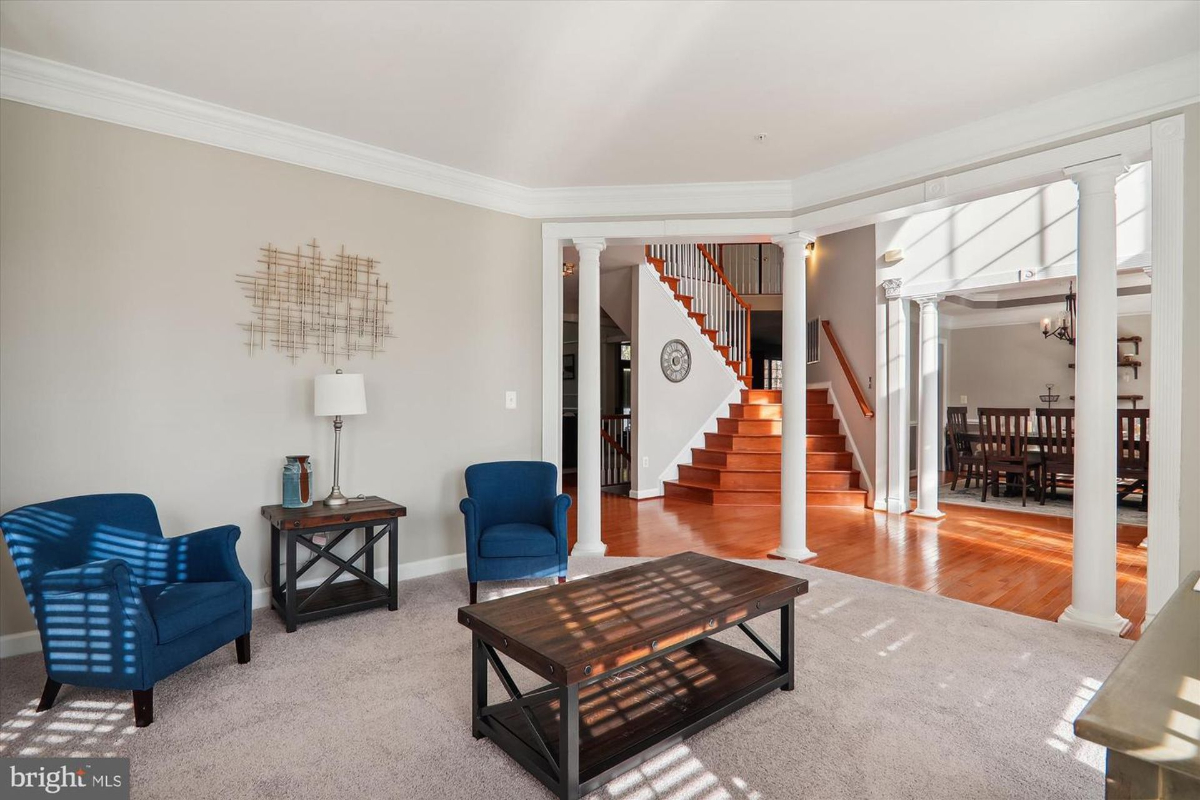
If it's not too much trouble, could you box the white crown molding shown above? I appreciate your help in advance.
[1,48,1197,220]
[787,53,1200,214]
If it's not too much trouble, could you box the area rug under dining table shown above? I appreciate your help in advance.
[0,556,1130,799]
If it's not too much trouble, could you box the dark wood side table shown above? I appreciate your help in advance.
[261,497,406,632]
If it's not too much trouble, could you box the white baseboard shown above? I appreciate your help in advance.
[629,488,663,500]
[0,630,42,659]
[0,551,467,659]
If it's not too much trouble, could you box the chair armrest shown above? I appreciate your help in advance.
[40,559,154,632]
[460,498,482,552]
[166,525,248,584]
[544,494,572,551]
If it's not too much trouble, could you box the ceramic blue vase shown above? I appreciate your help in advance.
[282,455,314,508]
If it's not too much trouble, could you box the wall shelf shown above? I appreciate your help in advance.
[1068,360,1141,379]
[1070,394,1144,409]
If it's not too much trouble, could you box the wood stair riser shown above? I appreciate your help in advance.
[678,465,780,490]
[704,433,782,452]
[808,470,860,490]
[808,403,836,419]
[674,294,693,311]
[807,435,846,452]
[742,389,782,405]
[728,403,782,420]
[691,449,781,470]
[807,418,842,436]
[664,481,867,508]
[808,452,854,470]
[807,489,869,507]
[717,418,781,436]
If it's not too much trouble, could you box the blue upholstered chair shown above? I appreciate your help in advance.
[460,461,570,603]
[0,494,252,727]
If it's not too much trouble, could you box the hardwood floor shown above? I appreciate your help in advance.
[565,478,1147,639]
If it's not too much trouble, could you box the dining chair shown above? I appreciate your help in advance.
[946,406,982,491]
[1117,409,1149,510]
[1036,408,1075,504]
[978,407,1043,506]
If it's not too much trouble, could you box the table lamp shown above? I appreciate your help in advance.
[314,369,367,506]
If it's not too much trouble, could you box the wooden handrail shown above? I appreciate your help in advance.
[600,428,630,460]
[821,319,874,418]
[697,245,751,311]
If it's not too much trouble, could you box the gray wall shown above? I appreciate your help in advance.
[806,226,878,485]
[0,101,543,637]
[947,314,1152,415]
[1180,103,1200,581]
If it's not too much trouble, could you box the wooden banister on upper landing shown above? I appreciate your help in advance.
[821,319,874,418]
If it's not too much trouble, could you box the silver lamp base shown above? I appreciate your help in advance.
[323,488,349,507]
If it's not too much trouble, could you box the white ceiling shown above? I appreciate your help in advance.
[1,1,1196,189]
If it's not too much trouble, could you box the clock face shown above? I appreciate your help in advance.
[661,339,691,383]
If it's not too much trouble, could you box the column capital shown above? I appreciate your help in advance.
[572,237,607,254]
[772,231,816,249]
[1064,155,1128,193]
[881,278,903,299]
[913,293,942,308]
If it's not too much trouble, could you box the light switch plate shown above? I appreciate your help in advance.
[505,391,517,409]
[960,395,968,404]
[642,457,649,468]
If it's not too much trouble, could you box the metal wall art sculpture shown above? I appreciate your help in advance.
[237,240,394,364]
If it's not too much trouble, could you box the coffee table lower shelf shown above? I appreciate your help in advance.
[478,638,788,798]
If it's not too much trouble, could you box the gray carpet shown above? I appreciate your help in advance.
[0,557,1130,799]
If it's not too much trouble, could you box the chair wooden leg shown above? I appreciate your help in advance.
[557,577,566,585]
[133,687,153,728]
[1021,472,1028,507]
[469,582,478,604]
[235,633,251,664]
[951,467,959,492]
[36,678,61,712]
[980,470,990,503]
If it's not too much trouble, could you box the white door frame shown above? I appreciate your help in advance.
[542,115,1185,622]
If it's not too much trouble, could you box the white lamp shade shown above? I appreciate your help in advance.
[314,372,367,417]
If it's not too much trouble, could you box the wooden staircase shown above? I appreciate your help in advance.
[663,387,869,507]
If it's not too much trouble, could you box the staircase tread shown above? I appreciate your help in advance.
[684,465,780,474]
[668,479,780,494]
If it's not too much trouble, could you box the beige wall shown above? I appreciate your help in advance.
[0,101,543,637]
[1179,104,1200,580]
[805,226,877,484]
[947,314,1152,416]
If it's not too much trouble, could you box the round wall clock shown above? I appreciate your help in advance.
[660,339,691,383]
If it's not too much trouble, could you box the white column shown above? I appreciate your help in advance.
[912,295,944,519]
[572,237,606,556]
[884,280,910,514]
[872,285,890,511]
[1146,116,1186,627]
[772,232,817,561]
[1059,156,1129,636]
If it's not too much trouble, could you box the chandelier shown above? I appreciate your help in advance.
[1041,281,1076,345]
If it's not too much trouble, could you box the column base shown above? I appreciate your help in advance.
[910,508,945,520]
[1058,604,1131,636]
[768,547,817,562]
[886,499,908,515]
[571,541,607,557]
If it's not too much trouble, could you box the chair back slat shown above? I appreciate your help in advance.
[1117,409,1149,477]
[978,407,1031,460]
[946,406,973,458]
[1036,409,1075,461]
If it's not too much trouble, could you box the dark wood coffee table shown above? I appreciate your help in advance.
[457,551,808,800]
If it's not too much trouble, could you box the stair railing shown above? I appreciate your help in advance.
[821,319,874,418]
[600,414,631,486]
[646,243,752,381]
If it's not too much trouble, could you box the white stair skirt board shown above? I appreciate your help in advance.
[0,551,469,659]
[1059,604,1133,637]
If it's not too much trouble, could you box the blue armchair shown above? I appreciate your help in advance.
[460,461,570,603]
[0,494,252,727]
